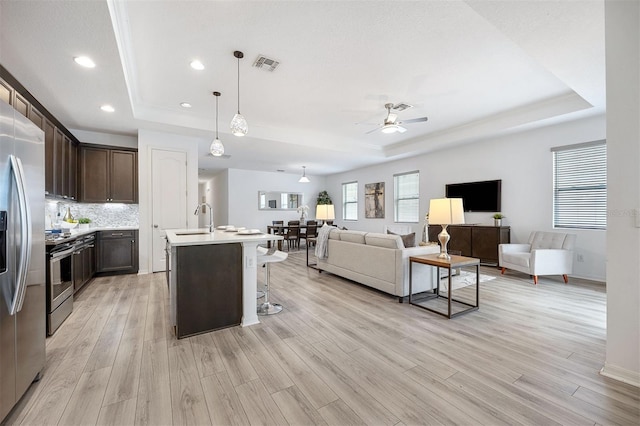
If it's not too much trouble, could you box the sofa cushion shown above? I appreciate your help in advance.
[366,233,404,249]
[386,230,416,248]
[339,230,367,244]
[530,232,569,250]
[502,252,531,268]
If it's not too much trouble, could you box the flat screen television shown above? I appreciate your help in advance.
[445,179,501,212]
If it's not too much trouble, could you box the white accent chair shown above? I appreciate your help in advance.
[499,231,576,285]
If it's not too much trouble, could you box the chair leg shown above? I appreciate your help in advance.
[533,275,538,285]
[563,274,569,283]
[501,267,506,275]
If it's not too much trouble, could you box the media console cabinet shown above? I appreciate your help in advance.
[427,224,510,265]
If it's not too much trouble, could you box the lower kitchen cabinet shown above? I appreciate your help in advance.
[96,230,139,274]
[72,234,96,294]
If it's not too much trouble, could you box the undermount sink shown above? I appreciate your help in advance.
[173,229,211,236]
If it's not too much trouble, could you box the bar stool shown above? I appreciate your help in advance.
[256,247,268,299]
[257,250,288,315]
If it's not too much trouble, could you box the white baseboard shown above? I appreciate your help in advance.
[137,269,149,275]
[600,362,640,388]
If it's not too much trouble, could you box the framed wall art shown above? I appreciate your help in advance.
[365,182,385,218]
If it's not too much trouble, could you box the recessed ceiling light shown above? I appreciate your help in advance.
[180,102,192,108]
[74,56,96,68]
[100,105,115,113]
[190,60,204,70]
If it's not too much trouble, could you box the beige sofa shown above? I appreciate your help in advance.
[317,229,440,301]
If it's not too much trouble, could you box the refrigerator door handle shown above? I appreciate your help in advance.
[9,155,32,314]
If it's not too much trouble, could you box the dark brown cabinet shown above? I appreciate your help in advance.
[72,233,96,294]
[96,230,138,274]
[79,146,137,203]
[428,225,510,265]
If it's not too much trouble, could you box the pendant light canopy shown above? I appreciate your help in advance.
[210,91,224,157]
[230,50,248,137]
[298,166,310,183]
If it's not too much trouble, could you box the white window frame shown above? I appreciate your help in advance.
[342,181,358,221]
[552,140,606,230]
[394,171,420,223]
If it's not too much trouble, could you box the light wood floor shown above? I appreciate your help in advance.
[5,249,639,425]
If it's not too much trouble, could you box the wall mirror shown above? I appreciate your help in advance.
[258,191,303,210]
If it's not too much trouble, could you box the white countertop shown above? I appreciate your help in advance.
[166,228,283,247]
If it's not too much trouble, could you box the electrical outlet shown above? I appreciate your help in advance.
[577,254,584,262]
[246,256,255,268]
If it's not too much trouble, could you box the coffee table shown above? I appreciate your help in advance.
[409,254,480,318]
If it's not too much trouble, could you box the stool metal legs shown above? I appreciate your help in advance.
[258,262,282,315]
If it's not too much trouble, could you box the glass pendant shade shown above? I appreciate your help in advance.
[230,113,248,136]
[211,91,224,156]
[231,51,248,136]
[210,138,224,156]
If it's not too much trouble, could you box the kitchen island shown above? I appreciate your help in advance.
[165,229,283,338]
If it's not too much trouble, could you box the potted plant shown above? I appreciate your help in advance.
[492,213,505,227]
[317,190,332,205]
[78,217,92,229]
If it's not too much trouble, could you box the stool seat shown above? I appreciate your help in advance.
[257,250,288,315]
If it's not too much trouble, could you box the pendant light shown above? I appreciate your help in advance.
[230,50,248,136]
[210,91,224,156]
[298,166,310,183]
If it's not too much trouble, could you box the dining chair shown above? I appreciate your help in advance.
[285,221,300,250]
[299,220,317,247]
[272,220,284,235]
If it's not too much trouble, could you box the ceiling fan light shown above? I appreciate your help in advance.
[230,113,248,136]
[210,138,225,156]
[381,124,397,134]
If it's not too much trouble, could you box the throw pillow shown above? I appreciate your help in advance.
[386,230,415,248]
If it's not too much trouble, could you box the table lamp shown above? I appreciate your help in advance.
[316,204,335,225]
[428,198,465,259]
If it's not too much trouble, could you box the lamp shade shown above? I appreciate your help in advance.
[316,204,335,221]
[428,198,465,225]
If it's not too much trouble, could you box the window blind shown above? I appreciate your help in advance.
[394,171,419,223]
[552,141,606,230]
[342,181,358,220]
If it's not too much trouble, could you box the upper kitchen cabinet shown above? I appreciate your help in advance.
[79,145,138,203]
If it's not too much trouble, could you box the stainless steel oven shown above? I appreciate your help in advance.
[46,242,74,335]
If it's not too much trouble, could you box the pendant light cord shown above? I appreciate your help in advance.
[237,55,241,114]
[215,95,219,138]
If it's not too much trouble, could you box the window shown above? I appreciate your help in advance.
[394,171,419,222]
[342,181,358,220]
[552,141,606,230]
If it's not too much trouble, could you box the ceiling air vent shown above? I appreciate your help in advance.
[392,103,413,111]
[253,55,280,72]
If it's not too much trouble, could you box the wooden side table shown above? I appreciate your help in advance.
[306,237,319,270]
[409,254,480,318]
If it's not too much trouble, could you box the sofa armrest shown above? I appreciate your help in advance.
[530,249,574,275]
[498,243,531,266]
[399,245,440,296]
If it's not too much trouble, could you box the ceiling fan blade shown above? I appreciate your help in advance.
[402,116,429,124]
[365,126,381,135]
[397,126,408,133]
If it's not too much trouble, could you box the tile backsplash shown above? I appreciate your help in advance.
[46,201,139,228]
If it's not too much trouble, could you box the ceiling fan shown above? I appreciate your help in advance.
[365,103,428,134]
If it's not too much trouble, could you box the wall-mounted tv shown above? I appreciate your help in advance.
[445,179,502,212]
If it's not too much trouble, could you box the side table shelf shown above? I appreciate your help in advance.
[409,254,480,318]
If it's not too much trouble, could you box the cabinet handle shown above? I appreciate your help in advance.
[111,233,123,236]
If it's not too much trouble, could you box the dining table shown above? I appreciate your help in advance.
[266,224,318,250]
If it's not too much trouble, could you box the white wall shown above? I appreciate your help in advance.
[325,115,607,281]
[137,128,200,274]
[603,0,640,387]
[223,168,327,230]
[211,170,229,227]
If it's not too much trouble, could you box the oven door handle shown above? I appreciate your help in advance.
[51,247,76,259]
[9,155,31,315]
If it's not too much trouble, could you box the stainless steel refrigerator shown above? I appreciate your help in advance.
[0,101,45,422]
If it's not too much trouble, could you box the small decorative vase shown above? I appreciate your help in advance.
[494,218,502,227]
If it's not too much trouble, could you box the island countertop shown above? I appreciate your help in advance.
[166,228,282,246]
